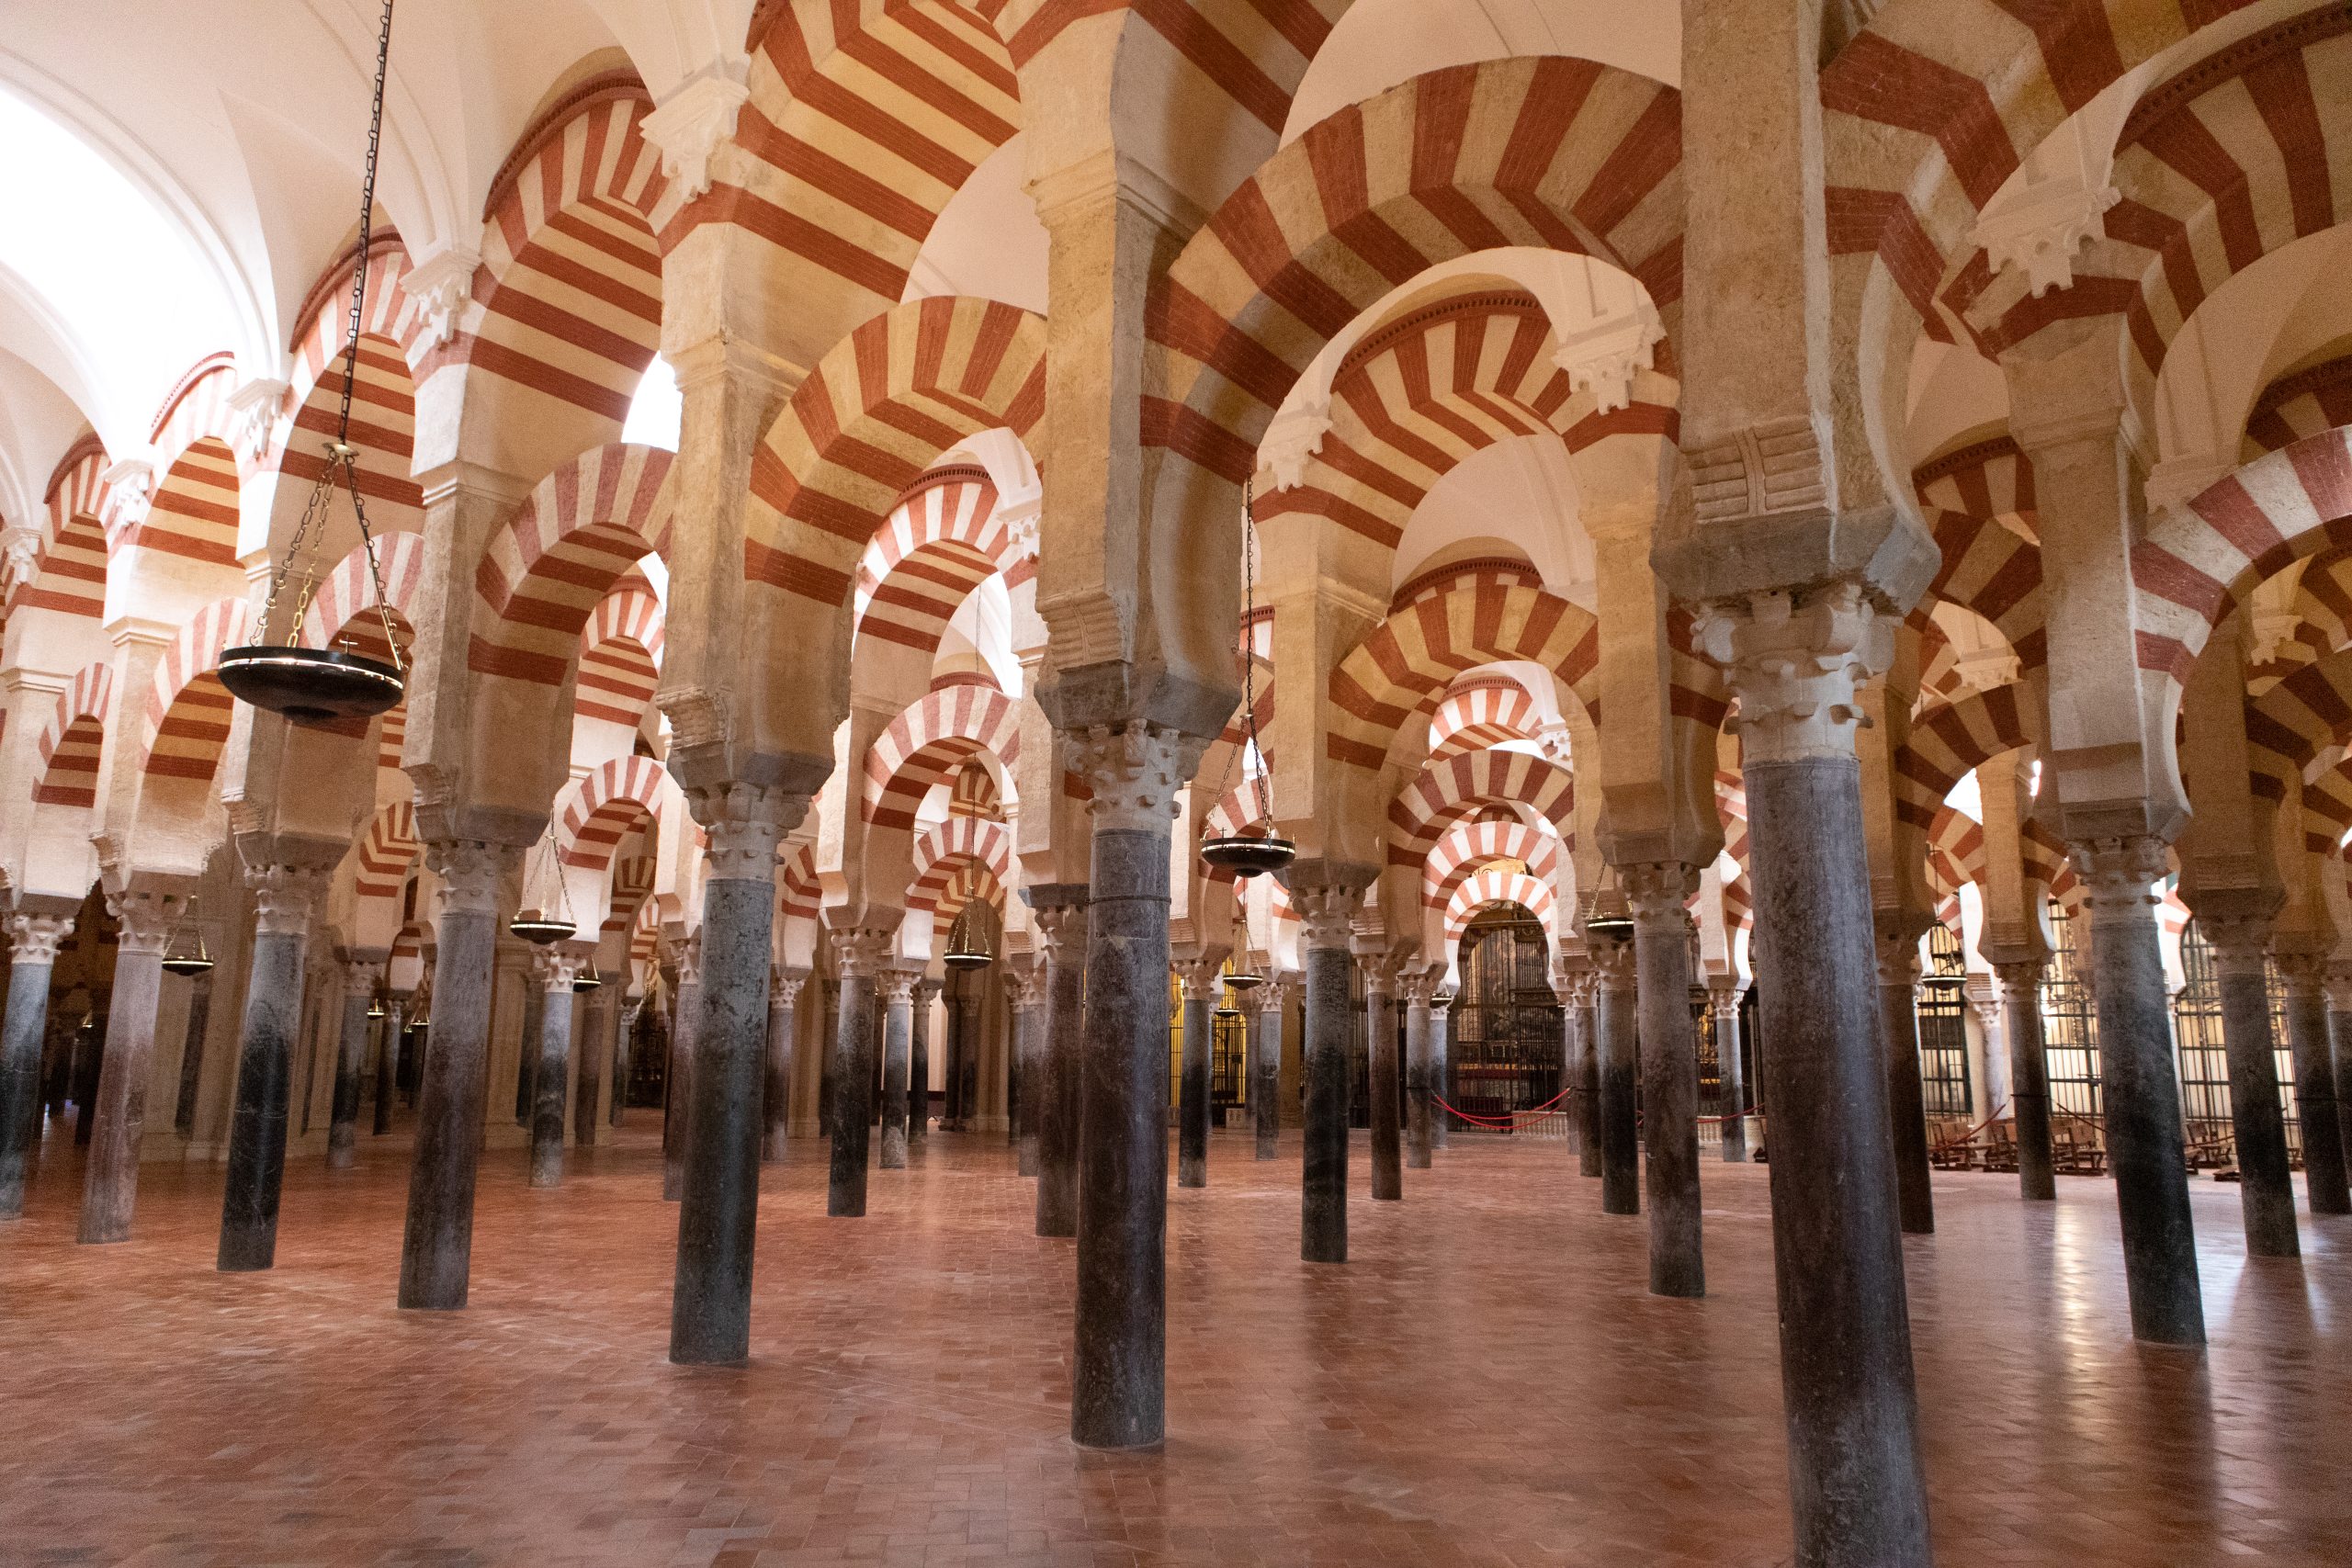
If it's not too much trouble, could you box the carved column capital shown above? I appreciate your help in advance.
[1062,723,1206,833]
[913,976,942,1009]
[1027,889,1091,963]
[1259,976,1300,1014]
[2197,911,2276,982]
[427,839,520,918]
[1694,581,1895,765]
[532,947,583,993]
[880,967,919,1007]
[689,783,805,883]
[6,911,75,965]
[1285,881,1365,952]
[1873,931,1923,990]
[1707,984,1742,1022]
[1400,970,1439,1008]
[345,956,389,1000]
[1993,958,2048,994]
[1621,860,1702,923]
[772,970,808,1008]
[673,931,704,988]
[106,889,176,956]
[1590,932,1636,984]
[829,925,895,977]
[1354,949,1406,998]
[1172,956,1227,1002]
[1004,961,1046,1010]
[246,862,330,937]
[2067,835,2170,913]
[2274,950,2325,1001]
[2324,964,2352,1013]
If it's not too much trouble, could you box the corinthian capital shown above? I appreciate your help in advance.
[246,862,330,937]
[1620,861,1700,924]
[5,911,76,965]
[1064,724,1205,833]
[2066,835,2170,913]
[427,839,520,918]
[106,889,176,957]
[690,782,802,883]
[1696,582,1894,766]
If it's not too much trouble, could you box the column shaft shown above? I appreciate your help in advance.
[1628,866,1704,1298]
[2328,993,2352,1185]
[2210,936,2298,1254]
[375,999,405,1135]
[1177,981,1212,1189]
[663,967,702,1202]
[1365,976,1401,1201]
[571,984,601,1149]
[328,987,370,1169]
[1997,967,2056,1201]
[1405,991,1432,1169]
[910,980,935,1146]
[1430,998,1452,1150]
[1594,944,1640,1215]
[956,994,981,1130]
[1301,940,1352,1262]
[880,976,912,1170]
[1576,987,1602,1177]
[1715,993,1749,1162]
[763,978,798,1163]
[1013,981,1044,1176]
[828,960,877,1216]
[1253,987,1283,1161]
[1033,897,1086,1236]
[1875,962,1936,1235]
[529,981,575,1188]
[79,940,164,1243]
[218,914,312,1272]
[2283,971,2351,1215]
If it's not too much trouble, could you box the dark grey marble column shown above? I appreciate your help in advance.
[399,840,521,1310]
[1549,963,1579,1159]
[79,893,172,1244]
[612,998,640,1128]
[220,854,332,1272]
[1026,888,1087,1236]
[375,993,407,1136]
[1430,988,1453,1150]
[672,792,795,1366]
[4,910,74,1216]
[1174,958,1219,1189]
[1066,726,1196,1450]
[1254,977,1289,1161]
[328,953,386,1170]
[2202,919,2299,1254]
[571,969,603,1149]
[827,927,885,1217]
[909,976,937,1146]
[528,950,581,1189]
[1404,975,1434,1169]
[956,989,981,1133]
[1591,933,1640,1216]
[1625,863,1704,1296]
[1712,986,1749,1162]
[1574,976,1600,1175]
[1287,876,1366,1264]
[1012,962,1045,1175]
[514,982,541,1128]
[174,968,216,1138]
[1993,960,2055,1201]
[1363,955,1402,1201]
[2280,957,2352,1216]
[1874,928,1936,1235]
[939,975,964,1129]
[2328,976,2352,1183]
[662,939,703,1202]
[880,968,913,1170]
[2072,836,2204,1345]
[763,971,802,1163]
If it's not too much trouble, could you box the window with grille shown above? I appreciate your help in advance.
[2171,919,2303,1164]
[1447,907,1563,1126]
[2041,903,2101,1130]
[1916,924,1973,1118]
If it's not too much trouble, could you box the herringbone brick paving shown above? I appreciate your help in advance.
[1,1123,2346,1566]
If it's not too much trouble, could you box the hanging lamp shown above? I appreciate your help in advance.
[218,0,407,727]
[1201,477,1295,879]
[573,970,603,993]
[943,902,992,970]
[509,830,578,946]
[368,993,387,1021]
[160,897,215,977]
[1582,863,1635,943]
[1222,903,1263,994]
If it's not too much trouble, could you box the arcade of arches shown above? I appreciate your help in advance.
[4,3,2351,1565]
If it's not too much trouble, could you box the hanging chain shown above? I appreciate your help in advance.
[1240,477,1273,829]
[261,0,403,674]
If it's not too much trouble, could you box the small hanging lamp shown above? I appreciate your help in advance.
[1222,904,1263,994]
[509,831,577,946]
[943,902,993,970]
[573,970,603,993]
[218,0,407,727]
[1582,863,1635,943]
[368,993,387,1021]
[160,897,215,977]
[1201,478,1295,879]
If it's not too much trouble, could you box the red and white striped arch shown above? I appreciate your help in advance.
[998,0,1338,146]
[1255,292,1677,553]
[2245,354,2352,460]
[778,841,821,925]
[1146,57,1681,554]
[1926,804,1988,900]
[948,758,1002,819]
[469,443,675,688]
[2132,426,2352,711]
[31,661,113,809]
[1421,817,1561,912]
[1429,674,1542,760]
[265,241,425,536]
[15,435,109,623]
[680,2,1022,355]
[1894,682,2035,837]
[1913,435,2045,675]
[607,854,658,933]
[854,466,1023,654]
[140,597,251,781]
[426,83,667,437]
[297,532,426,661]
[927,859,1004,950]
[1443,868,1556,950]
[908,816,1013,918]
[576,576,665,730]
[1329,575,1599,773]
[1387,749,1574,868]
[126,355,243,567]
[862,680,1020,831]
[557,755,678,872]
[354,801,421,907]
[746,294,1045,624]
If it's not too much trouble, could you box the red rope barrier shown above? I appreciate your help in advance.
[1430,1086,1574,1127]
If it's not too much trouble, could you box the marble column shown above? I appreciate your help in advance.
[1625,864,1704,1296]
[1173,957,1221,1189]
[2201,919,2300,1255]
[1254,977,1290,1161]
[1289,878,1365,1263]
[2327,968,2352,1181]
[1967,985,2010,1126]
[1011,961,1046,1176]
[1027,888,1087,1236]
[1065,726,1198,1450]
[219,855,331,1273]
[327,952,387,1171]
[1712,985,1749,1163]
[1404,973,1435,1170]
[173,969,216,1138]
[940,976,965,1129]
[1361,953,1404,1201]
[612,998,640,1127]
[672,789,795,1366]
[763,971,803,1163]
[399,840,522,1310]
[879,968,914,1170]
[956,988,981,1133]
[1874,929,1936,1236]
[1573,974,1600,1175]
[1550,963,1580,1158]
[909,976,938,1146]
[78,892,173,1243]
[1429,987,1453,1150]
[662,934,703,1202]
[2071,836,2205,1344]
[827,927,888,1217]
[374,992,408,1135]
[1591,931,1640,1216]
[571,966,603,1149]
[514,983,542,1127]
[1994,961,2055,1201]
[528,948,582,1189]
[2279,956,2352,1216]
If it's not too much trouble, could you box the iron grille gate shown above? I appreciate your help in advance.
[1916,924,1974,1118]
[1446,908,1563,1126]
[2041,903,2102,1142]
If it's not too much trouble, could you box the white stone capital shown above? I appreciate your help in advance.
[100,454,156,531]
[0,525,42,590]
[690,783,801,882]
[427,839,519,919]
[772,970,807,1008]
[1970,177,2120,299]
[246,862,329,937]
[640,69,750,202]
[2067,835,2170,913]
[105,889,175,956]
[1259,401,1332,491]
[1173,956,1226,1002]
[401,247,481,351]
[1697,581,1894,765]
[1621,861,1701,924]
[881,968,920,1008]
[532,946,584,993]
[5,911,75,965]
[345,957,388,999]
[1064,724,1204,833]
[1029,897,1089,963]
[1289,882,1363,953]
[1551,301,1663,415]
[829,925,895,978]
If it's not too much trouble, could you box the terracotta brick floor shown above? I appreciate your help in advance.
[2,1122,2347,1567]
